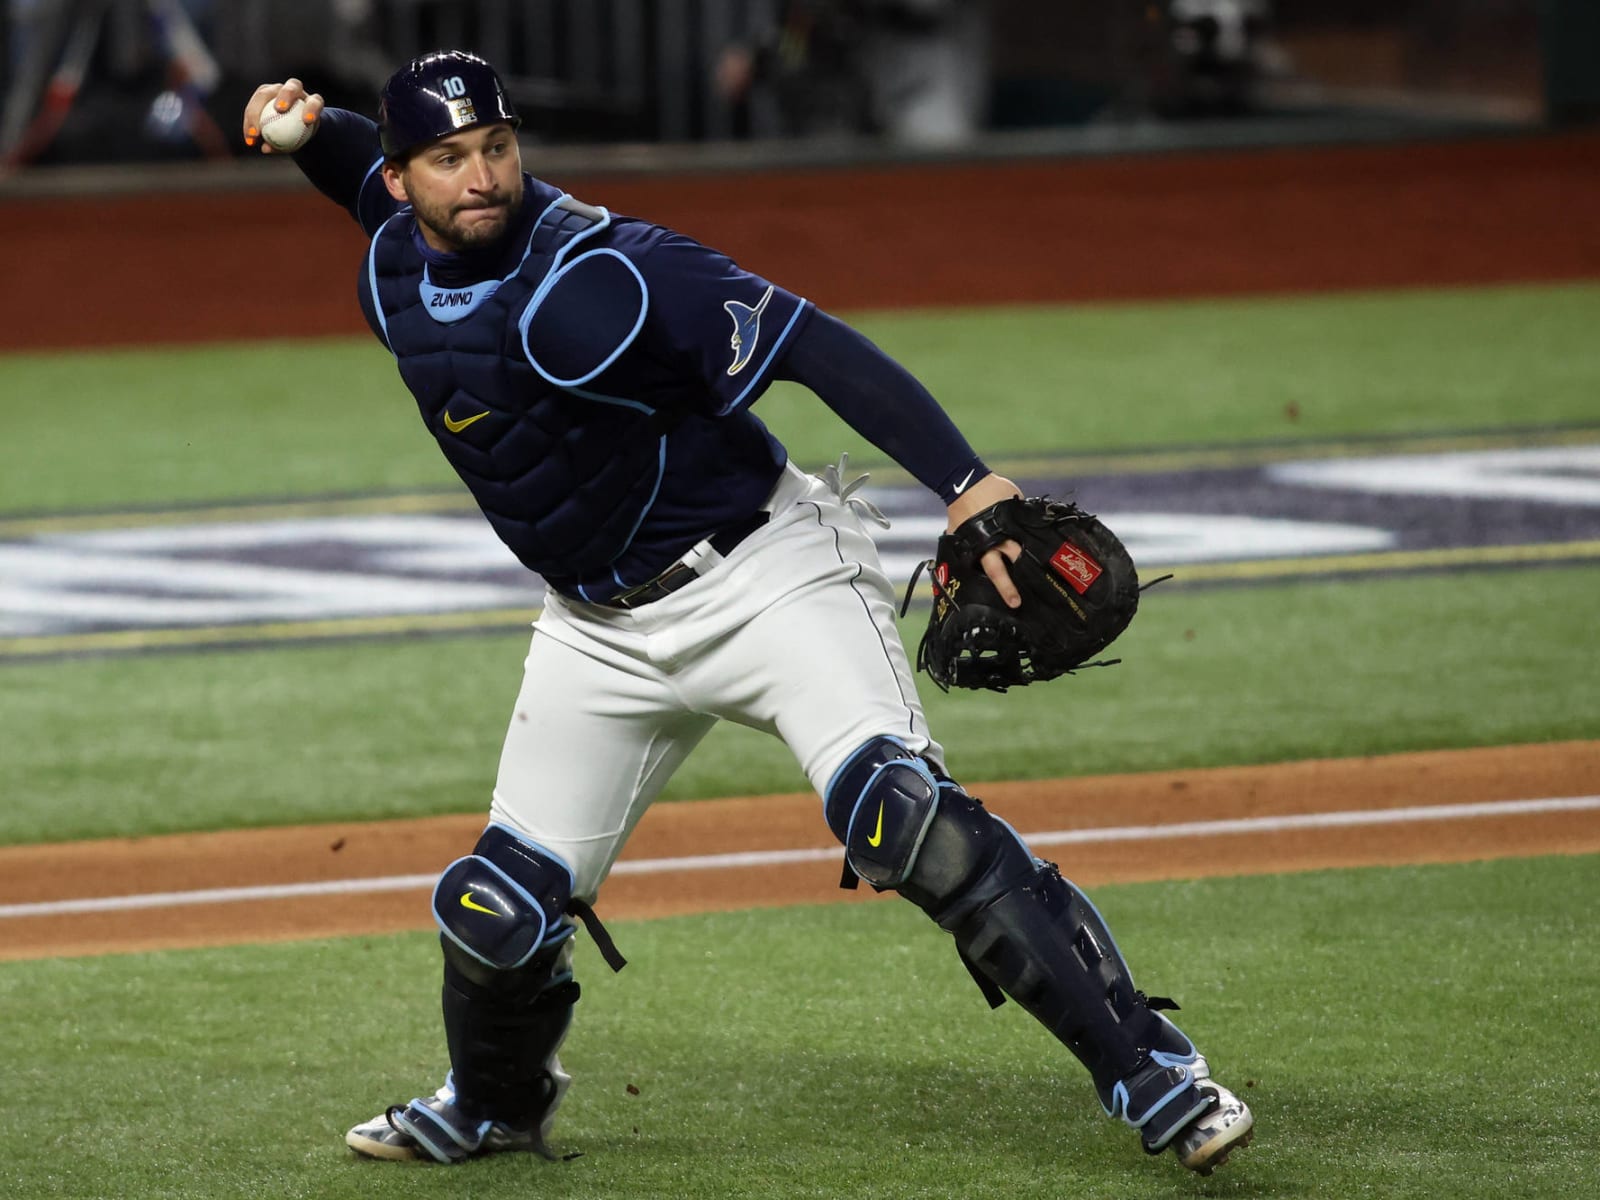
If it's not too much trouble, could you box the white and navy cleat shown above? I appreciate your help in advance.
[345,1075,556,1164]
[1170,1078,1254,1175]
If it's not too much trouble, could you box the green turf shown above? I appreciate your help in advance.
[3,281,1599,514]
[4,855,1596,1198]
[3,563,1596,844]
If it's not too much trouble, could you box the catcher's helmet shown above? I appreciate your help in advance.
[378,50,520,159]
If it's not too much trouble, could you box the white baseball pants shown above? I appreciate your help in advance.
[488,460,944,900]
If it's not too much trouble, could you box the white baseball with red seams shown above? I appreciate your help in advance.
[259,97,315,152]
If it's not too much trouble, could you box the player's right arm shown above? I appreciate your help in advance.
[242,79,325,154]
[242,79,398,236]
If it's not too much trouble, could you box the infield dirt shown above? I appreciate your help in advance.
[3,741,1597,960]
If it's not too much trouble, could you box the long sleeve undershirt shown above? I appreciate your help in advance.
[776,310,987,504]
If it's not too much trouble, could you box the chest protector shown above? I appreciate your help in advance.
[362,195,671,583]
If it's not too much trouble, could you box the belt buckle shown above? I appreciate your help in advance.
[611,560,697,609]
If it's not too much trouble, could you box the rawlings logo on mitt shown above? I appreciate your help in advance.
[904,496,1161,692]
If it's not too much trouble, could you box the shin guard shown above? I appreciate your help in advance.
[826,737,1211,1152]
[431,824,587,1128]
[440,938,576,1127]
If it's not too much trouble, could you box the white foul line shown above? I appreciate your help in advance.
[3,794,1597,921]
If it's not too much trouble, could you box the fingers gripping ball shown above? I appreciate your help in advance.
[907,497,1155,692]
[258,97,315,152]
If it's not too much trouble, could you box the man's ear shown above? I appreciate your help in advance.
[381,161,407,204]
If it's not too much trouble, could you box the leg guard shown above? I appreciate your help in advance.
[429,823,584,1130]
[825,737,1211,1152]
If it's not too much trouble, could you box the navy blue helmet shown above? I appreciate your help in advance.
[378,51,520,159]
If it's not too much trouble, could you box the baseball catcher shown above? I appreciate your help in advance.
[242,48,1253,1180]
[908,496,1154,691]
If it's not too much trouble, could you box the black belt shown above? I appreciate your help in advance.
[599,511,770,610]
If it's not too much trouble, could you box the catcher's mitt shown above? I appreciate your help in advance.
[904,496,1160,692]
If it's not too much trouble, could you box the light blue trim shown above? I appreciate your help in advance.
[519,248,647,387]
[1106,1073,1198,1127]
[357,156,384,199]
[722,297,808,413]
[563,385,651,413]
[551,385,667,584]
[1057,865,1139,986]
[627,437,670,560]
[501,193,569,279]
[824,734,913,806]
[363,215,407,354]
[573,432,669,594]
[484,820,579,893]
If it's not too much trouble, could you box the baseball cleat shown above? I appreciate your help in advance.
[345,1077,550,1164]
[1170,1080,1254,1175]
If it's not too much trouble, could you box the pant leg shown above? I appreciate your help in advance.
[489,616,714,901]
[666,463,946,795]
[514,460,945,881]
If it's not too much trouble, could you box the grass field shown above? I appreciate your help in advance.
[4,857,1597,1199]
[4,282,1599,513]
[4,279,1599,1197]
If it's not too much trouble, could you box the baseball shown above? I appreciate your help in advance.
[258,97,315,153]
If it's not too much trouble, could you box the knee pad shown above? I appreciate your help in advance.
[824,736,1036,919]
[434,822,578,983]
[823,736,942,888]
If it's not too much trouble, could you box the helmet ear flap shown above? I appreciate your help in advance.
[378,50,521,159]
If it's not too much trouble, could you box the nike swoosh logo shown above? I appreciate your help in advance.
[443,409,490,434]
[952,469,976,494]
[459,891,499,916]
[866,801,886,848]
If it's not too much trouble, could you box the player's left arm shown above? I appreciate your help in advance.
[779,310,1023,604]
[628,230,813,414]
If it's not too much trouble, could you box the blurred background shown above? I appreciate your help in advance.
[1,0,1595,181]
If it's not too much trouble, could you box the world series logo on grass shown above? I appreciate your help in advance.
[1,442,1594,655]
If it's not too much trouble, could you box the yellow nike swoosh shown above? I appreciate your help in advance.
[443,409,490,434]
[459,891,500,916]
[866,801,886,848]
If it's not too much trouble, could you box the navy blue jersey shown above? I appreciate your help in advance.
[350,169,806,600]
